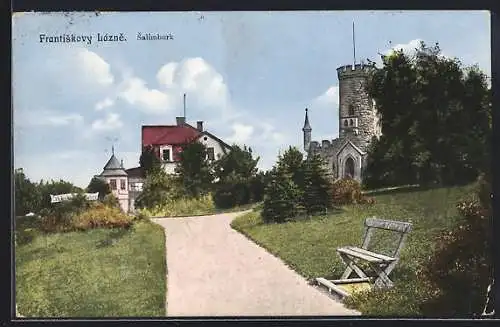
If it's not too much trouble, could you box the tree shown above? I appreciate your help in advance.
[175,141,214,198]
[86,177,111,201]
[365,41,491,187]
[212,145,260,208]
[276,146,304,187]
[139,145,161,176]
[37,179,83,211]
[302,153,332,214]
[135,168,178,209]
[261,167,304,223]
[14,168,42,216]
[213,145,259,182]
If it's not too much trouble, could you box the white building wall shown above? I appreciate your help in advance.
[104,176,129,213]
[197,134,228,161]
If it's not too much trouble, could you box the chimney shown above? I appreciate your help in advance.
[197,121,204,132]
[120,159,124,168]
[176,117,186,126]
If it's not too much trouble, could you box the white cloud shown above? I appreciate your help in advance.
[91,112,123,131]
[313,85,339,107]
[385,39,422,56]
[156,57,230,110]
[76,48,114,86]
[15,109,84,127]
[118,76,176,114]
[227,123,254,143]
[259,122,286,145]
[156,62,178,88]
[95,97,115,111]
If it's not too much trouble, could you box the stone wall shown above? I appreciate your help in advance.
[337,64,379,153]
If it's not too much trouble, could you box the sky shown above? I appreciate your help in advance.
[12,11,491,188]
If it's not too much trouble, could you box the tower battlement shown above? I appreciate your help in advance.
[336,63,376,80]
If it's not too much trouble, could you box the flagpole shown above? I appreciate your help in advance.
[352,21,356,66]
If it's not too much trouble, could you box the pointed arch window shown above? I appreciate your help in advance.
[345,157,355,179]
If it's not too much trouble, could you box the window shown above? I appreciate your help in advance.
[350,119,354,126]
[162,149,171,161]
[120,179,126,190]
[110,179,117,190]
[344,119,348,127]
[348,104,355,116]
[207,147,215,160]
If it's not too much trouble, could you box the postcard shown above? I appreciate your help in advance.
[12,11,493,319]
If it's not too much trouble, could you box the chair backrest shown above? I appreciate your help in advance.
[361,217,413,258]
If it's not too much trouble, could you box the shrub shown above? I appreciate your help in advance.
[261,168,305,223]
[72,205,134,230]
[102,193,120,209]
[136,169,182,209]
[417,173,492,317]
[86,177,111,201]
[39,193,91,232]
[213,178,251,209]
[331,178,365,206]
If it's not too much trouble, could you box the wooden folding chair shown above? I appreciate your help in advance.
[316,217,412,297]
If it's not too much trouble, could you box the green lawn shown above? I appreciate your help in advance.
[230,185,474,314]
[15,218,167,318]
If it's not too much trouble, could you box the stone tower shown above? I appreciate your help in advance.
[302,108,312,152]
[336,63,381,152]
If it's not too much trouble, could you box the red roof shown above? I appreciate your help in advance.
[142,125,200,147]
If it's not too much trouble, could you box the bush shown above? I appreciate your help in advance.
[417,173,492,317]
[102,193,120,209]
[213,179,251,209]
[331,178,366,206]
[72,204,134,230]
[261,169,305,223]
[135,169,182,210]
[86,177,111,201]
[39,193,91,232]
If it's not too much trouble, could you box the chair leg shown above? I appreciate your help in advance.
[340,254,368,279]
[372,262,396,288]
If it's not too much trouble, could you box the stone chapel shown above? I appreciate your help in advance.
[302,63,382,183]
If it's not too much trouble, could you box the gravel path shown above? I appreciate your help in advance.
[153,211,360,317]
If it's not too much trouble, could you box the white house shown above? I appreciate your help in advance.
[97,116,232,213]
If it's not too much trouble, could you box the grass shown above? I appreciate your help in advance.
[230,184,474,315]
[140,193,261,218]
[15,217,167,318]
